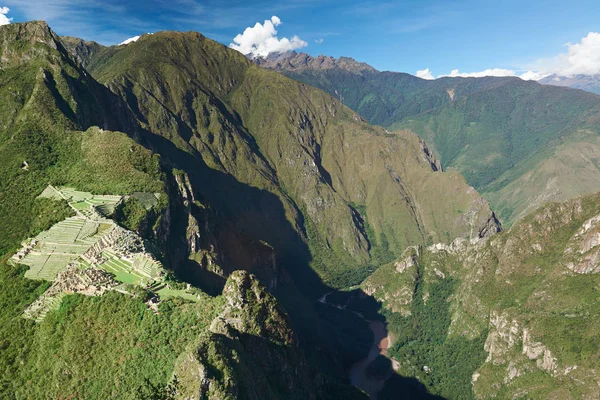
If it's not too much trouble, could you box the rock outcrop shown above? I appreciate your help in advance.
[173,271,323,400]
[362,193,600,399]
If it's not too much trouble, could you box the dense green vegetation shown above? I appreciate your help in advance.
[265,52,600,227]
[386,271,487,399]
[0,261,49,395]
[17,292,220,399]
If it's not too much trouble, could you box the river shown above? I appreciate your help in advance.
[320,292,397,399]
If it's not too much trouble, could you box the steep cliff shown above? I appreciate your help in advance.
[363,193,600,398]
[173,271,366,399]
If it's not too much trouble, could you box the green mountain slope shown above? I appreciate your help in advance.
[72,31,499,287]
[261,52,600,227]
[0,22,359,399]
[363,192,600,398]
[0,21,502,399]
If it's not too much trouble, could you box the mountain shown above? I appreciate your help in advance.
[0,21,502,399]
[363,191,600,399]
[60,36,106,69]
[65,31,499,287]
[261,52,600,227]
[540,73,600,95]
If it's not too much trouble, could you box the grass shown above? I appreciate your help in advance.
[17,217,113,281]
[97,252,144,285]
[156,287,200,302]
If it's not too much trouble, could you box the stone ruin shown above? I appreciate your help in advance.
[24,264,118,321]
[81,224,123,264]
[11,238,38,261]
[47,264,118,297]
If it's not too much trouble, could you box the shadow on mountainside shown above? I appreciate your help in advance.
[127,125,448,400]
[90,67,449,399]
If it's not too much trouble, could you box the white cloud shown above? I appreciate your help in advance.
[119,35,141,45]
[229,16,307,58]
[546,32,600,76]
[440,68,516,78]
[415,32,600,82]
[414,67,549,81]
[0,6,12,25]
[519,70,550,81]
[315,38,324,44]
[415,68,434,80]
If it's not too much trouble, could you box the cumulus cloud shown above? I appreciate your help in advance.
[416,67,521,80]
[546,32,600,76]
[414,67,549,81]
[415,32,600,82]
[119,35,140,45]
[415,68,434,80]
[229,16,307,57]
[440,68,516,78]
[519,70,550,81]
[0,6,12,25]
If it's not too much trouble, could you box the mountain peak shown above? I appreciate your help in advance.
[255,51,377,74]
[0,20,63,66]
[0,20,54,43]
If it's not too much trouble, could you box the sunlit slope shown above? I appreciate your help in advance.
[76,31,499,285]
[262,52,600,227]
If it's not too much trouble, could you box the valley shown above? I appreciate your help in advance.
[1,15,600,400]
[261,51,600,228]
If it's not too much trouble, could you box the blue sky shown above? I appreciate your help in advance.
[3,0,600,78]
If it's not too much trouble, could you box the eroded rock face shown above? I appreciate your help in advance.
[362,247,420,316]
[173,271,321,400]
[564,213,600,273]
[483,312,522,365]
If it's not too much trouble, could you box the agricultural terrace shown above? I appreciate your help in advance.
[16,186,199,321]
[38,185,123,218]
[15,217,114,280]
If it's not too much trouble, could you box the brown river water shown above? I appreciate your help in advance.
[320,293,396,399]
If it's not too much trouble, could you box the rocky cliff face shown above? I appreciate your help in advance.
[173,271,364,399]
[255,51,377,74]
[364,193,600,398]
[59,36,105,68]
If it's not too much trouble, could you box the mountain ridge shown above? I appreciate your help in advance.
[539,73,600,95]
[259,50,600,227]
[0,21,501,399]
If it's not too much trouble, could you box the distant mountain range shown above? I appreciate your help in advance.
[539,73,600,95]
[259,51,600,226]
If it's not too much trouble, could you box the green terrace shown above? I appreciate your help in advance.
[14,217,114,280]
[38,185,123,218]
[13,185,199,324]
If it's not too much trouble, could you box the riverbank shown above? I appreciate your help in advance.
[319,290,396,399]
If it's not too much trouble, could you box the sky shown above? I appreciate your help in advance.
[3,0,600,80]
